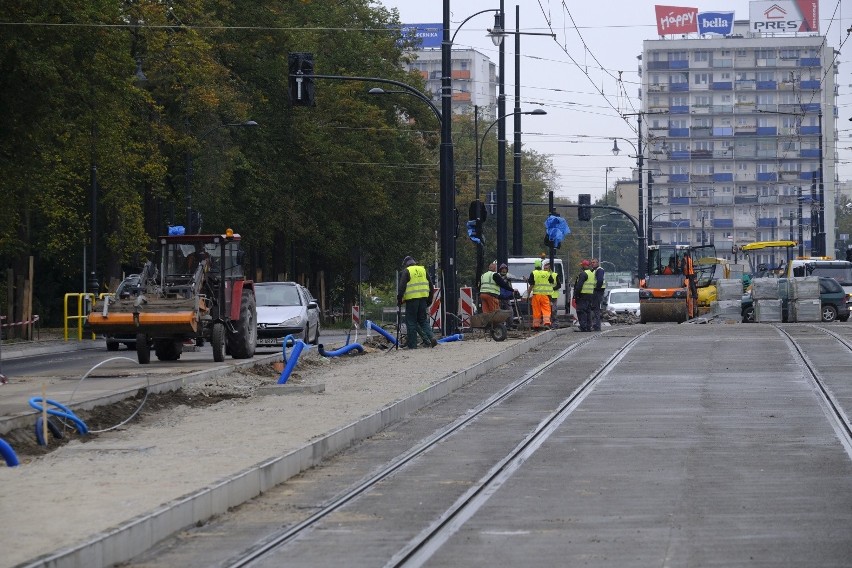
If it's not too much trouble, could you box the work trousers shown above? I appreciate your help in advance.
[591,290,604,331]
[531,294,552,329]
[404,297,434,349]
[481,293,500,314]
[576,294,593,331]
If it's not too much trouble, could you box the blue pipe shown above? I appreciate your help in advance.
[28,398,88,435]
[318,343,364,357]
[437,334,464,344]
[0,438,19,467]
[365,320,398,345]
[278,334,308,384]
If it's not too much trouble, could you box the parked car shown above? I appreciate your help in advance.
[255,282,320,347]
[741,277,850,323]
[604,288,640,317]
[105,274,142,351]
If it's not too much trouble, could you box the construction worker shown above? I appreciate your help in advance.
[590,258,606,331]
[397,256,437,349]
[543,260,562,327]
[526,258,554,330]
[573,259,595,332]
[480,261,515,314]
[682,250,698,317]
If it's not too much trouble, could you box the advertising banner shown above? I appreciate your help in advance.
[655,5,699,35]
[698,11,735,35]
[400,23,442,49]
[749,1,819,33]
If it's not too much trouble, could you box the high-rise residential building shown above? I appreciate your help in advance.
[403,48,498,119]
[638,21,837,259]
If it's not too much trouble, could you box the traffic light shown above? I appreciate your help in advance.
[578,194,591,221]
[288,52,315,107]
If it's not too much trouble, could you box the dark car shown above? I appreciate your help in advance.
[105,274,143,350]
[742,277,850,323]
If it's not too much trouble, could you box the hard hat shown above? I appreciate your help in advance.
[402,255,416,267]
[581,259,591,267]
[534,259,542,269]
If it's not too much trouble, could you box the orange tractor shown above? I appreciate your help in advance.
[87,228,257,364]
[639,244,716,323]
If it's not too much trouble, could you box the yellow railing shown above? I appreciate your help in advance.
[63,293,101,341]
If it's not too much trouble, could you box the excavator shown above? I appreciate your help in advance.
[639,244,716,323]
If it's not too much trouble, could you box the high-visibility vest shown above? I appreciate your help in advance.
[403,265,430,300]
[549,272,559,299]
[532,270,553,295]
[683,255,695,276]
[580,269,596,295]
[480,271,499,295]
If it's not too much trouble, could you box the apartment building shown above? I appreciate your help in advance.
[403,48,498,119]
[639,21,837,258]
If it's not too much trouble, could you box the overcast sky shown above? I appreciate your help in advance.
[377,0,852,201]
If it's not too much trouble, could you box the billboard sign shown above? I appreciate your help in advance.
[655,5,699,35]
[698,11,735,35]
[400,23,442,49]
[749,1,819,33]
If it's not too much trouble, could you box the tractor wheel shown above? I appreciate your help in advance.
[228,290,257,359]
[212,323,226,362]
[136,333,151,364]
[155,339,183,361]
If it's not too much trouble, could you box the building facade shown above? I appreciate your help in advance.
[403,48,498,119]
[639,21,837,259]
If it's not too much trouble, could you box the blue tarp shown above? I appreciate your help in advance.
[545,215,570,248]
[466,220,482,245]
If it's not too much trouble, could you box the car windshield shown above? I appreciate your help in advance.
[255,285,302,307]
[609,290,639,304]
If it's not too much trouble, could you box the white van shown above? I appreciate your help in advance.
[505,257,570,316]
[787,258,852,310]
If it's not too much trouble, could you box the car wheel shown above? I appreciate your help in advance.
[821,304,838,323]
[742,306,755,323]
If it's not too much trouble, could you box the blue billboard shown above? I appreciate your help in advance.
[400,23,443,49]
[698,11,735,35]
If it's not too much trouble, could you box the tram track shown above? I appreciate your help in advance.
[773,324,852,458]
[221,328,653,568]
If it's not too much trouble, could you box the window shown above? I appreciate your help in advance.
[669,50,687,61]
[757,163,774,173]
[671,95,688,106]
[694,163,712,174]
[671,165,689,175]
[671,72,688,84]
[694,72,711,85]
[694,140,712,151]
[693,117,711,128]
[756,93,775,105]
[757,116,776,128]
[735,49,748,57]
[670,119,687,129]
[694,50,710,62]
[756,71,775,82]
[670,141,689,152]
[756,48,776,60]
[694,94,711,106]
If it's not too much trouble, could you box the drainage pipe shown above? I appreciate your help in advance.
[318,343,364,357]
[0,438,19,467]
[28,398,88,435]
[278,335,308,384]
[437,334,464,343]
[365,320,397,345]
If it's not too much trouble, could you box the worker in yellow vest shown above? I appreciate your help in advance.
[397,256,437,349]
[543,259,562,327]
[525,258,554,330]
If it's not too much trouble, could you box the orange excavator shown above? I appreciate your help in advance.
[639,244,716,323]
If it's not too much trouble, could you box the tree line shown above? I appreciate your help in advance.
[0,0,572,327]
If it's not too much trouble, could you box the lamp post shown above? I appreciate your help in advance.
[611,136,645,277]
[590,214,610,258]
[187,120,258,234]
[486,6,555,257]
[598,224,607,260]
[604,167,615,206]
[674,219,689,245]
[650,211,680,244]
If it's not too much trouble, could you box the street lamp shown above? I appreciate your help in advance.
[604,167,615,206]
[674,219,689,245]
[650,211,680,244]
[611,136,644,277]
[598,224,607,260]
[187,120,258,234]
[487,5,555,257]
[591,214,610,258]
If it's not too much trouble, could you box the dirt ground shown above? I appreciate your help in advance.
[0,334,526,568]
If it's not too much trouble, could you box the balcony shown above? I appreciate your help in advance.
[711,104,734,113]
[647,61,670,70]
[756,81,777,90]
[691,149,712,159]
[800,125,821,135]
[670,105,689,114]
[736,80,756,90]
[757,172,777,182]
[756,127,778,136]
[670,59,689,69]
[691,126,711,138]
[778,170,801,180]
[756,149,777,158]
[713,173,734,182]
[758,216,779,227]
[713,127,734,136]
[799,57,821,67]
[734,195,759,204]
[691,106,710,114]
[691,174,713,182]
[670,82,689,92]
[451,70,471,80]
[734,124,757,135]
[669,174,690,182]
[800,148,820,158]
[800,80,820,90]
[452,91,471,102]
[648,83,667,92]
[711,81,733,90]
[669,128,690,137]
[670,150,691,160]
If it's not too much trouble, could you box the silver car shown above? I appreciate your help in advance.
[255,282,321,347]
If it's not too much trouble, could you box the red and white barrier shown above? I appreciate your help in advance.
[351,305,361,328]
[428,288,441,330]
[0,315,39,328]
[459,287,474,329]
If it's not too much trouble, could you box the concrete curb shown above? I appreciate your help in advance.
[23,329,567,568]
[0,339,100,361]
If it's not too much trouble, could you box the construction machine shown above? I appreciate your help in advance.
[87,228,257,364]
[639,244,716,323]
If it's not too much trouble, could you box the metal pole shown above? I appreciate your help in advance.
[798,186,804,258]
[511,5,523,256]
[441,0,457,335]
[474,106,483,300]
[598,225,607,260]
[496,0,507,266]
[818,110,825,256]
[89,126,99,296]
[637,114,646,278]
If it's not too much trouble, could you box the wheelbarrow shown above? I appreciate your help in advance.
[469,309,511,341]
